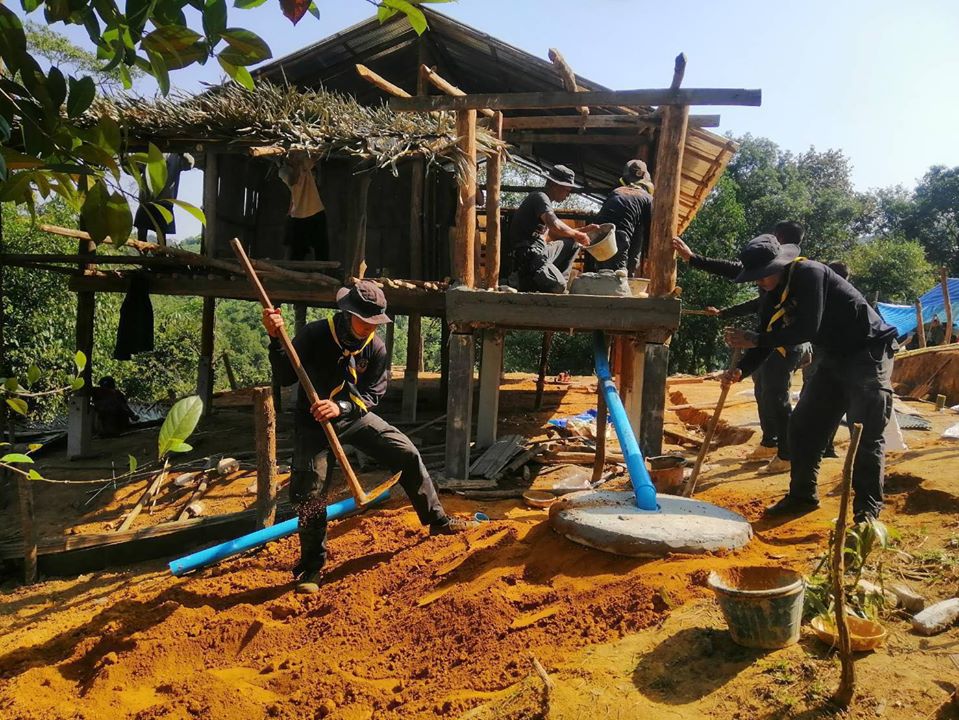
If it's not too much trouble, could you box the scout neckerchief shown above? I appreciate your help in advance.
[765,257,806,356]
[619,177,655,195]
[327,315,375,412]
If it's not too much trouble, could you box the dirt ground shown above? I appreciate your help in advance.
[2,370,959,719]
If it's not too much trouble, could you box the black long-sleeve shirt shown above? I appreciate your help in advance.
[268,313,388,426]
[594,186,653,271]
[737,260,897,378]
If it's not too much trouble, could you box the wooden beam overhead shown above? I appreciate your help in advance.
[420,64,495,118]
[355,63,411,98]
[504,132,647,146]
[501,114,720,130]
[390,88,761,113]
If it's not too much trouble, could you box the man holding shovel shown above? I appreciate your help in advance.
[720,235,898,523]
[264,281,471,594]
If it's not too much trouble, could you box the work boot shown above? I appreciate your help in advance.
[747,444,778,462]
[429,516,481,536]
[759,456,791,474]
[294,568,323,594]
[764,495,819,517]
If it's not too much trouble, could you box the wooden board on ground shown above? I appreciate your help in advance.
[469,434,525,478]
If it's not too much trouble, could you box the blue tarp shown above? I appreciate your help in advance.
[877,278,959,336]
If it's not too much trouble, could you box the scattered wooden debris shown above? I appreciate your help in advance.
[469,434,525,478]
[889,583,925,612]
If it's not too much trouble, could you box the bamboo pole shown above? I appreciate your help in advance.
[832,423,864,709]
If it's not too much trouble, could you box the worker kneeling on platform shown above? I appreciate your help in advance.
[508,165,597,293]
[720,235,898,524]
[263,281,473,594]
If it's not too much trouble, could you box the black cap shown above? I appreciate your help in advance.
[545,164,579,188]
[733,234,801,283]
[335,280,391,324]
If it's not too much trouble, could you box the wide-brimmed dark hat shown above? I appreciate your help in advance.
[734,234,801,283]
[336,280,391,324]
[545,164,579,188]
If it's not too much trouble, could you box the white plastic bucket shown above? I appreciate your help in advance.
[585,223,617,261]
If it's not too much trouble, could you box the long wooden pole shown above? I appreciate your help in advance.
[941,268,953,345]
[230,238,398,507]
[253,387,278,529]
[454,109,477,287]
[683,349,742,497]
[915,300,927,348]
[484,111,503,289]
[832,423,863,709]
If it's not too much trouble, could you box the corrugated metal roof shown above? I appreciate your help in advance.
[256,8,738,228]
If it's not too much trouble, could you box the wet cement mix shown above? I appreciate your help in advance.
[2,375,959,719]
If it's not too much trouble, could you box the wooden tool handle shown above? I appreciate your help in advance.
[230,238,368,504]
[683,348,743,497]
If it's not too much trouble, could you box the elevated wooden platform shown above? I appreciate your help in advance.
[445,287,681,341]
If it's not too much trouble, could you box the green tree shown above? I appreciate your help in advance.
[844,236,936,304]
[900,166,959,273]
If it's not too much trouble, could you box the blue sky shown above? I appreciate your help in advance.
[18,0,959,239]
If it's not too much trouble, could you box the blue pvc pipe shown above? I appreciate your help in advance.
[593,331,658,511]
[168,491,391,576]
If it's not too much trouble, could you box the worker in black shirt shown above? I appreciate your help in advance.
[590,159,654,274]
[672,221,807,474]
[264,281,471,594]
[508,165,597,293]
[721,235,898,523]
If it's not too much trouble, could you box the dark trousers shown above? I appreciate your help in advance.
[289,412,447,574]
[787,342,895,520]
[753,346,803,459]
[515,238,581,293]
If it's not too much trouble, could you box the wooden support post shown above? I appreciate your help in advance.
[347,170,372,279]
[253,387,277,529]
[591,389,608,485]
[453,109,477,287]
[440,320,451,400]
[402,314,422,421]
[621,339,646,440]
[915,300,927,348]
[534,331,554,410]
[640,344,669,456]
[485,111,503,289]
[445,333,475,479]
[221,352,238,390]
[410,160,425,280]
[68,237,95,459]
[476,330,504,448]
[941,268,953,345]
[197,297,215,416]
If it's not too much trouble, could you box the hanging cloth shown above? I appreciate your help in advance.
[326,316,375,412]
[114,273,155,360]
[765,257,806,356]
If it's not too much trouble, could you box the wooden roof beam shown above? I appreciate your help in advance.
[355,63,412,98]
[504,132,649,146]
[390,88,761,113]
[548,48,588,120]
[502,114,720,130]
[419,65,495,118]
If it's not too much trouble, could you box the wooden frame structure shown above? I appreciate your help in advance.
[3,9,759,481]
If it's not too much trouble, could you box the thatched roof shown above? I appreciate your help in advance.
[91,82,505,172]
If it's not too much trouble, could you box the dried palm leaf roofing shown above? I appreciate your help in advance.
[92,81,504,172]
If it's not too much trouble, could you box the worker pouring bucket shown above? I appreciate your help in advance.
[584,223,617,262]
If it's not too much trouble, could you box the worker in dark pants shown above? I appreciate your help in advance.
[264,281,472,594]
[672,221,807,474]
[508,165,597,293]
[589,159,654,275]
[721,235,898,523]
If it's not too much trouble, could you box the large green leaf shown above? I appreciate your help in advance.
[233,0,267,9]
[0,453,34,464]
[66,76,96,118]
[47,67,67,110]
[158,396,203,459]
[0,6,27,76]
[217,56,254,90]
[382,0,428,34]
[218,28,272,66]
[147,49,170,95]
[168,198,206,226]
[81,182,133,244]
[6,398,28,416]
[126,0,157,38]
[145,142,168,196]
[203,0,227,40]
[141,25,207,71]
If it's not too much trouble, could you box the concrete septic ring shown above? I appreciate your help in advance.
[548,490,752,558]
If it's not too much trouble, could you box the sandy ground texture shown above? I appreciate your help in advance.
[2,371,959,719]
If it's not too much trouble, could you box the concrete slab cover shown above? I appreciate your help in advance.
[548,490,752,557]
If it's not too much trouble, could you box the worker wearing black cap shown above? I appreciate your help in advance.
[721,235,898,523]
[508,164,598,292]
[263,281,471,594]
[589,159,654,274]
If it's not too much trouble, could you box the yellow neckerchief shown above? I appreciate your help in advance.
[618,177,655,195]
[327,315,375,412]
[765,257,806,356]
